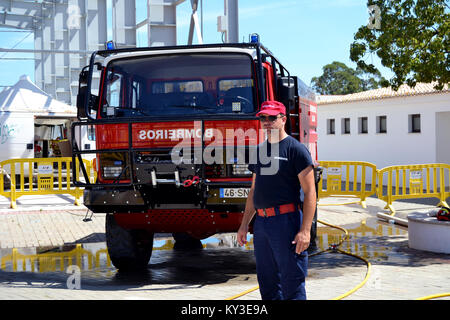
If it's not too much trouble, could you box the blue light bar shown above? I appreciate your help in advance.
[250,33,259,43]
[105,40,116,50]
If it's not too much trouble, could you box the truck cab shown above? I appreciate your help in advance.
[73,40,318,270]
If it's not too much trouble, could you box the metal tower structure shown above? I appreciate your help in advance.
[0,0,108,105]
[0,0,238,106]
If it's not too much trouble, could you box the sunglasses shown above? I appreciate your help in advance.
[258,114,284,122]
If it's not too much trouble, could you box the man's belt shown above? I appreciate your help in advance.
[256,203,298,218]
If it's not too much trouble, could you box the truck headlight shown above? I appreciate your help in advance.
[99,152,129,180]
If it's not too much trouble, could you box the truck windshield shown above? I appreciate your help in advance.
[100,53,256,118]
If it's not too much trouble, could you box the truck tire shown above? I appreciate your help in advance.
[172,232,203,251]
[105,214,154,271]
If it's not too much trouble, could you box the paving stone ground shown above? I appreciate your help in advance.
[0,194,449,301]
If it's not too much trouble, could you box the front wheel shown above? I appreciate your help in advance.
[105,214,154,271]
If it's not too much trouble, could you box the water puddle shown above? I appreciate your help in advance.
[0,217,408,276]
[316,217,408,263]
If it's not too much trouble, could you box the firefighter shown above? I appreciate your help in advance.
[237,100,316,300]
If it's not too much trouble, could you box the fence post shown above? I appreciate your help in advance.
[12,248,18,272]
[378,166,390,215]
[10,164,17,209]
[386,169,395,215]
[438,167,449,208]
[74,188,82,206]
[74,158,83,206]
[360,167,367,208]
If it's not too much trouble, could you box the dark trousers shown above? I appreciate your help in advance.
[253,210,308,300]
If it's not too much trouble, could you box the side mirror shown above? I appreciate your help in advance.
[76,85,88,119]
[277,76,295,107]
[77,67,89,119]
[277,76,296,135]
[76,66,99,120]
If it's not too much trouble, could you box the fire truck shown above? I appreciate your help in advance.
[73,37,319,270]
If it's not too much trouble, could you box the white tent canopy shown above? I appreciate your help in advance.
[0,75,77,116]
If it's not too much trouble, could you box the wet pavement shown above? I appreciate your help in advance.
[0,195,449,300]
[0,239,257,299]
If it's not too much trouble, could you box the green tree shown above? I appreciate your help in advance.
[357,66,388,90]
[311,61,386,95]
[350,0,449,90]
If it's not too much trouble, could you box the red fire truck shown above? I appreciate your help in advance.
[73,38,319,270]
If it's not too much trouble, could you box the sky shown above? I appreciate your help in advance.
[0,0,394,91]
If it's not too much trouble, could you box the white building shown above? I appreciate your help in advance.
[317,83,450,170]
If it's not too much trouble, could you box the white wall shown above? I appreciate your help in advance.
[317,93,450,169]
[0,112,34,163]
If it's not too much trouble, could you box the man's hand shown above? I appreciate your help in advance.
[292,230,310,254]
[237,224,249,246]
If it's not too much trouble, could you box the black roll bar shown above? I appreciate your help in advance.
[81,42,277,122]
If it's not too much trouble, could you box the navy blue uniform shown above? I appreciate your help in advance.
[248,135,313,300]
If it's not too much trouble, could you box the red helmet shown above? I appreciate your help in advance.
[437,207,450,221]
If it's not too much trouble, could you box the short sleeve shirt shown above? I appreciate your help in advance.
[248,135,313,209]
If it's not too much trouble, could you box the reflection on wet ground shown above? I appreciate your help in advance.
[317,217,409,263]
[0,234,258,288]
[0,217,447,289]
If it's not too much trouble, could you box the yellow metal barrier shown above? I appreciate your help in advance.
[1,156,447,216]
[0,157,95,209]
[318,161,378,209]
[377,163,450,215]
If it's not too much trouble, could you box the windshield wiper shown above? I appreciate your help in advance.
[111,107,151,116]
[130,109,151,116]
[168,105,217,112]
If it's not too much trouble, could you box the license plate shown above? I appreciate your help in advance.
[220,188,250,198]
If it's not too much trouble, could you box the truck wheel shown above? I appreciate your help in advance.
[172,232,203,251]
[105,214,154,271]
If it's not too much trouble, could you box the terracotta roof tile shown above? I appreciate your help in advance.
[317,82,449,105]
